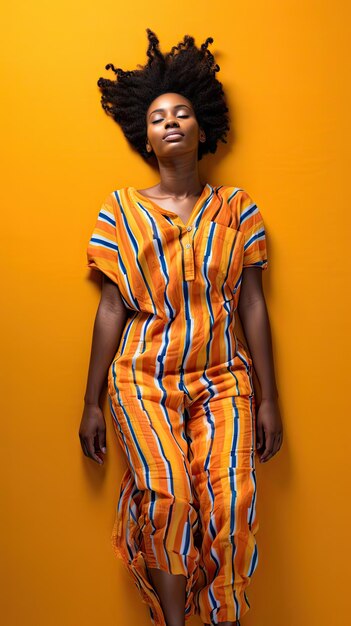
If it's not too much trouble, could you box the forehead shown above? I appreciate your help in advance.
[147,92,193,116]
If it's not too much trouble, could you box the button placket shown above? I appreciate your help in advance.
[183,225,195,281]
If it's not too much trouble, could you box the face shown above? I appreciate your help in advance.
[145,92,206,159]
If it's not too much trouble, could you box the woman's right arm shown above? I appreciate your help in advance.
[79,274,129,465]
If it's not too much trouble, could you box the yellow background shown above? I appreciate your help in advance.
[2,1,350,625]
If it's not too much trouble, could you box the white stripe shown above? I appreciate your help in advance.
[89,234,118,251]
[241,202,260,225]
[98,208,116,225]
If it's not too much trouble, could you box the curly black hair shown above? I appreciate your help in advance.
[97,28,230,162]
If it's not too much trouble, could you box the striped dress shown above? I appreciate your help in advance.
[86,183,268,626]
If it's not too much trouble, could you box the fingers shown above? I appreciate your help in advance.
[79,433,104,465]
[80,436,90,459]
[258,431,282,463]
[88,434,104,465]
[97,426,107,455]
[256,422,264,451]
[79,405,107,465]
[258,431,274,463]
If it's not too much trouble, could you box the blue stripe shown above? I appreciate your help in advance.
[240,202,259,226]
[90,236,118,252]
[98,210,116,227]
[227,187,243,203]
[229,398,239,614]
[113,191,157,310]
[244,227,266,251]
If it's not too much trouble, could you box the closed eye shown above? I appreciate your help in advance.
[151,115,189,124]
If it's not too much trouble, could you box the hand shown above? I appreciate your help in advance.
[256,397,283,463]
[79,403,107,465]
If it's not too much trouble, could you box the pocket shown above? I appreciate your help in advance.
[114,338,153,359]
[110,398,133,454]
[199,221,244,301]
[248,361,255,396]
[108,351,121,391]
[110,397,134,436]
[236,337,253,363]
[107,359,118,397]
[110,398,144,470]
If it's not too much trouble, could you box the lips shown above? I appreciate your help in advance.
[163,130,184,139]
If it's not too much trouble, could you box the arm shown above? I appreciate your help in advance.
[79,275,129,465]
[237,267,283,463]
[237,268,279,401]
[84,275,128,406]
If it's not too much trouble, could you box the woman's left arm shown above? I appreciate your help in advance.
[237,267,283,463]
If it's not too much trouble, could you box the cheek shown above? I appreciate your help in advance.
[148,127,165,143]
[187,122,201,140]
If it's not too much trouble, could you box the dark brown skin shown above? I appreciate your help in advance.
[79,276,128,465]
[142,92,208,212]
[79,91,282,626]
[237,267,283,463]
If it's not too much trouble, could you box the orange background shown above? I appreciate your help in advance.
[2,2,350,625]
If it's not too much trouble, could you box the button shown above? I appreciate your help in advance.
[185,243,191,249]
[186,225,192,231]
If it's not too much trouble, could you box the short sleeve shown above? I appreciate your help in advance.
[237,190,268,270]
[86,193,119,285]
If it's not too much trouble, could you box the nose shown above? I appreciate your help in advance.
[165,116,180,128]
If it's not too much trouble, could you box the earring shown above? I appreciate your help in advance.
[199,132,206,143]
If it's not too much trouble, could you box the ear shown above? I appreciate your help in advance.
[199,128,206,143]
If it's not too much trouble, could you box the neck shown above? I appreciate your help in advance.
[156,153,204,198]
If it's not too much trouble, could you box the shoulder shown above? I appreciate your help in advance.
[101,187,130,209]
[216,184,253,207]
[216,184,248,197]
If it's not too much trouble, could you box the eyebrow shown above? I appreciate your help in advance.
[148,104,192,118]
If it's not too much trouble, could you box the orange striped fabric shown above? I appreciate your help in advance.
[86,183,268,625]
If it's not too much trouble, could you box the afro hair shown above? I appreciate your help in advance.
[97,28,230,162]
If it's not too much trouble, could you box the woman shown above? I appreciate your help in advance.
[79,28,283,626]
